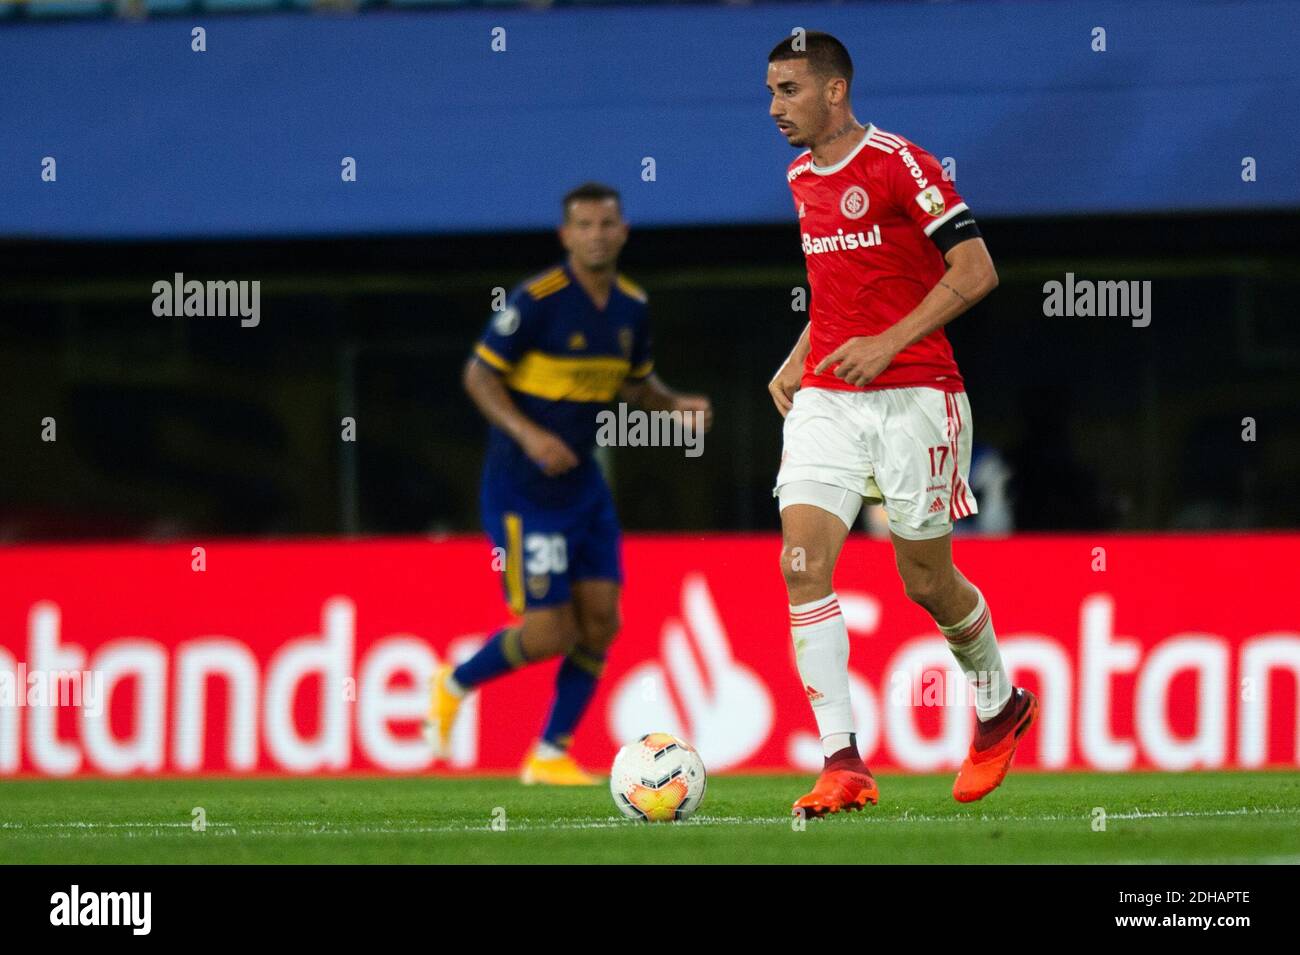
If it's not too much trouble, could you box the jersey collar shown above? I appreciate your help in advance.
[562,259,613,314]
[809,122,875,177]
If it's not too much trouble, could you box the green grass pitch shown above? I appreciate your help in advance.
[2,771,1298,864]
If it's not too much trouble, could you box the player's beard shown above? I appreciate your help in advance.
[785,103,828,148]
[806,103,834,149]
[578,249,617,273]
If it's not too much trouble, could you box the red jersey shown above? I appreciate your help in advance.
[787,124,969,393]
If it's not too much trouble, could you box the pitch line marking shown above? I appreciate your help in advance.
[3,806,1300,836]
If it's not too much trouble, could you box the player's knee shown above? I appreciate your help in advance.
[555,621,585,656]
[578,609,621,653]
[781,543,833,594]
[523,614,582,660]
[900,566,954,614]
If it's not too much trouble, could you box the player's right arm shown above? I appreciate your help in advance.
[463,360,578,476]
[768,321,810,417]
[464,294,579,477]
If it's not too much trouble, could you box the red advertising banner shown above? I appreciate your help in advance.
[0,534,1296,777]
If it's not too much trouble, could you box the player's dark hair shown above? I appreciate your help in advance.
[768,31,853,92]
[562,182,622,220]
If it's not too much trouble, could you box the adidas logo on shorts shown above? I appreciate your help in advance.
[928,497,946,514]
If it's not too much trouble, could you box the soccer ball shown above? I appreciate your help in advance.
[610,732,707,822]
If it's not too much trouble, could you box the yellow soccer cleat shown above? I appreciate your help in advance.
[423,663,465,760]
[519,747,602,786]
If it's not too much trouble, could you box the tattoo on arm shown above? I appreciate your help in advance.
[939,280,970,306]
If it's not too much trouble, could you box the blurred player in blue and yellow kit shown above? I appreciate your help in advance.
[425,183,712,784]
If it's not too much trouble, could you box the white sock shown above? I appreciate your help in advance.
[938,587,1012,721]
[535,740,566,760]
[822,732,854,759]
[789,593,854,747]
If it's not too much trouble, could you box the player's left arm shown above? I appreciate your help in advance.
[619,373,714,432]
[814,237,997,387]
[880,236,998,352]
[817,141,998,386]
[615,304,713,430]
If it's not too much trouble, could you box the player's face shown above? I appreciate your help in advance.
[766,59,830,148]
[559,199,628,271]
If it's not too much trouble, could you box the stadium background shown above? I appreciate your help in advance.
[1,0,1298,779]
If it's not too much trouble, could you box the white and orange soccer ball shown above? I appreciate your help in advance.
[610,732,708,822]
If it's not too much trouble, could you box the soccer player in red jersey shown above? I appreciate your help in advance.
[765,32,1038,816]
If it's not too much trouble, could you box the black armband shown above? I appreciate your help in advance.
[929,210,982,255]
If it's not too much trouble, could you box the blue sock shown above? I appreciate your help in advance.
[453,626,527,690]
[540,646,606,750]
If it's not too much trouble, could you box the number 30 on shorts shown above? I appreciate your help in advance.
[524,533,568,576]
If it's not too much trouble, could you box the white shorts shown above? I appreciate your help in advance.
[773,386,978,539]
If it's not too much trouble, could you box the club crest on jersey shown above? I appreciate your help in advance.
[493,305,521,335]
[618,327,633,357]
[839,185,869,219]
[916,185,946,217]
[568,331,587,350]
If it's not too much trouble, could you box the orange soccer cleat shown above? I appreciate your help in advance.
[520,747,601,786]
[792,750,880,819]
[953,686,1039,803]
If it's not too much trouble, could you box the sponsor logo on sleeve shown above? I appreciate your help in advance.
[899,146,930,190]
[916,185,946,217]
[492,305,521,335]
